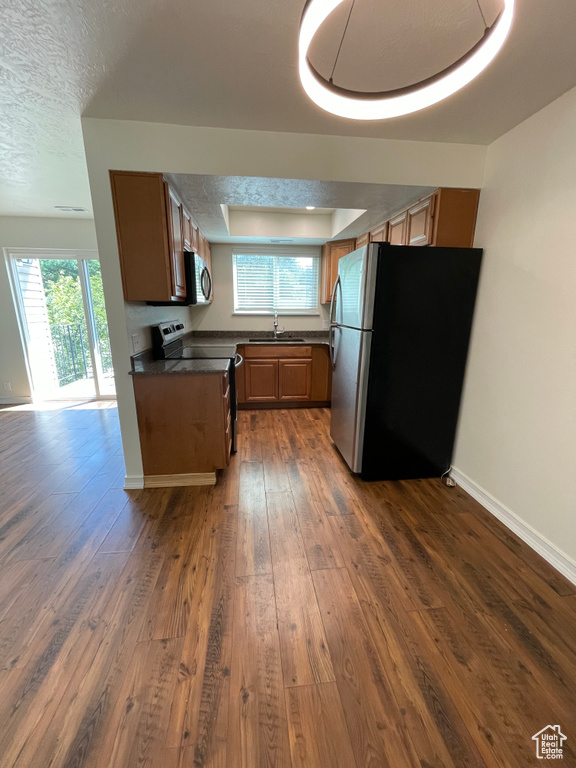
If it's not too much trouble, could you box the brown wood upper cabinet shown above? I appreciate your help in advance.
[182,208,192,249]
[388,210,408,245]
[167,187,186,299]
[369,221,388,243]
[110,170,212,303]
[320,238,357,304]
[407,195,434,246]
[365,187,480,250]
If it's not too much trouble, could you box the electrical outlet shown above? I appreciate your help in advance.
[131,334,142,354]
[2,381,11,391]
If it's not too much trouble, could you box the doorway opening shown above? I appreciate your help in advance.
[9,251,116,400]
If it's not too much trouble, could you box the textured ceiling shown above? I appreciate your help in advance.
[2,0,576,217]
[166,173,434,244]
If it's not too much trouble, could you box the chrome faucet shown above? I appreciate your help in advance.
[273,311,284,338]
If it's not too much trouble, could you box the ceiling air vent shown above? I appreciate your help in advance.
[54,206,88,212]
[270,239,293,244]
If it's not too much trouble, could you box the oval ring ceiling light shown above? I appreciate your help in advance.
[298,0,515,120]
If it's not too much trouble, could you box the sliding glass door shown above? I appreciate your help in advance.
[11,253,115,400]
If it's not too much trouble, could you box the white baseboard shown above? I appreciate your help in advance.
[124,472,217,490]
[0,396,32,405]
[451,467,576,587]
[124,475,144,490]
[144,472,216,488]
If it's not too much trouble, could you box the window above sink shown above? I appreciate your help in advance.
[233,248,320,315]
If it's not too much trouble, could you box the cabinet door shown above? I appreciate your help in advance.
[110,171,174,302]
[388,211,408,245]
[278,358,312,401]
[167,188,186,298]
[431,188,480,247]
[369,221,388,243]
[355,232,370,248]
[310,345,331,402]
[244,359,278,402]
[321,239,357,304]
[203,239,212,272]
[182,209,192,249]
[407,196,434,246]
[191,222,200,253]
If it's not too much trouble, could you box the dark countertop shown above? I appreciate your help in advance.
[131,354,231,376]
[130,330,330,376]
[182,330,330,346]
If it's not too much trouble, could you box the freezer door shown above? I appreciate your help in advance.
[329,325,372,472]
[337,245,379,330]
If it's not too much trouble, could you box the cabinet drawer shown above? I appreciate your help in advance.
[244,345,312,358]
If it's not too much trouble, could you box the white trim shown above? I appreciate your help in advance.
[451,467,576,587]
[143,472,217,488]
[232,245,321,257]
[0,396,33,405]
[232,312,320,317]
[123,475,144,489]
[5,247,98,260]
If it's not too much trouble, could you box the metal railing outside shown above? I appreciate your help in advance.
[50,323,92,387]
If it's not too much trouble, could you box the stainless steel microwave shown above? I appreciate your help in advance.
[147,251,212,306]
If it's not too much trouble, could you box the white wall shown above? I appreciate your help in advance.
[188,244,329,332]
[227,210,333,239]
[124,303,193,358]
[82,118,487,481]
[0,217,98,400]
[454,85,576,567]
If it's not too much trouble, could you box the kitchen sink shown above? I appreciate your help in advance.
[248,337,306,343]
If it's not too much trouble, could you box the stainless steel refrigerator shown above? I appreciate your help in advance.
[329,242,483,480]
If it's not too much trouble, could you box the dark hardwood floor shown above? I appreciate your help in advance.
[0,401,575,767]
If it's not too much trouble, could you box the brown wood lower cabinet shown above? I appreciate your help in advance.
[133,370,231,483]
[244,359,279,402]
[278,358,312,401]
[238,344,331,408]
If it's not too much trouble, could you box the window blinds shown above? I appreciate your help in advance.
[233,252,319,313]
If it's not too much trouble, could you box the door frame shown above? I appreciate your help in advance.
[5,247,115,401]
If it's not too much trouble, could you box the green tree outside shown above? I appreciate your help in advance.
[39,259,113,386]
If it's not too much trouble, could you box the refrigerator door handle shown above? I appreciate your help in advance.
[329,324,335,369]
[330,275,341,326]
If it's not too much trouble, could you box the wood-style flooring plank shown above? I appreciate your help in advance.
[227,574,291,768]
[177,503,237,768]
[286,459,344,570]
[267,491,335,688]
[236,461,272,577]
[286,682,357,768]
[313,566,486,768]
